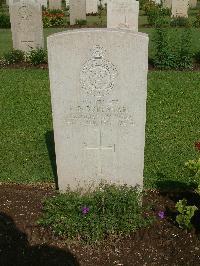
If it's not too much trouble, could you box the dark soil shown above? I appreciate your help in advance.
[0,183,200,266]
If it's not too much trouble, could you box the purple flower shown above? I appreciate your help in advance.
[158,211,165,219]
[81,206,90,215]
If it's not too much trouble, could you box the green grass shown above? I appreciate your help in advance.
[1,27,200,58]
[0,69,200,187]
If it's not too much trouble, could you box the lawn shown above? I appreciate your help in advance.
[0,69,199,187]
[1,27,200,58]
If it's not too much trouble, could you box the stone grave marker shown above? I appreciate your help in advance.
[107,0,139,31]
[86,0,98,14]
[9,0,44,52]
[49,0,62,9]
[38,0,47,8]
[171,0,189,17]
[70,0,86,25]
[189,0,197,8]
[48,29,148,191]
[163,0,172,9]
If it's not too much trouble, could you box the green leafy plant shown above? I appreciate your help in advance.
[28,48,47,65]
[185,158,200,177]
[75,19,87,25]
[38,184,152,243]
[175,199,198,230]
[153,27,193,70]
[42,10,65,27]
[170,17,190,27]
[193,11,200,27]
[3,49,25,64]
[0,14,11,28]
[195,51,200,63]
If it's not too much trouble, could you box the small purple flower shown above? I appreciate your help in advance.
[158,211,165,219]
[81,206,89,215]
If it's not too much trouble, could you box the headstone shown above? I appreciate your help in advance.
[107,0,139,31]
[49,0,62,9]
[70,0,86,25]
[48,29,148,191]
[189,0,197,8]
[66,0,69,6]
[86,0,98,14]
[38,0,47,8]
[163,0,172,8]
[98,0,107,7]
[9,0,44,52]
[171,0,189,17]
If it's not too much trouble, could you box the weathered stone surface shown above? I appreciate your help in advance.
[48,29,148,191]
[9,0,44,52]
[49,0,62,9]
[38,0,47,8]
[86,0,98,14]
[171,0,189,17]
[107,0,139,31]
[163,0,172,8]
[70,0,86,25]
[189,0,197,8]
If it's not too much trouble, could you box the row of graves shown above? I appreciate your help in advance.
[6,0,198,191]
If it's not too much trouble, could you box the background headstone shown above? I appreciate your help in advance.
[48,29,148,191]
[38,0,47,8]
[9,0,44,52]
[49,0,62,9]
[163,0,172,8]
[171,0,189,17]
[107,0,139,31]
[70,0,86,25]
[189,0,197,8]
[98,0,107,7]
[86,0,98,14]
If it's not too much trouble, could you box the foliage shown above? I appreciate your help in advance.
[195,51,200,63]
[3,49,25,64]
[38,185,151,243]
[185,158,200,178]
[0,13,11,28]
[42,10,65,27]
[170,17,190,27]
[153,28,193,70]
[193,11,200,27]
[28,48,47,65]
[175,199,198,230]
[75,19,87,25]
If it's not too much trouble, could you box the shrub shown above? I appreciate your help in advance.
[42,10,65,27]
[3,49,25,64]
[170,17,190,27]
[195,51,200,63]
[153,27,193,70]
[28,48,47,65]
[193,11,200,27]
[175,199,198,230]
[38,184,152,243]
[0,14,11,28]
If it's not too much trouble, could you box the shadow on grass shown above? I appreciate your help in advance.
[0,212,79,266]
[45,131,58,190]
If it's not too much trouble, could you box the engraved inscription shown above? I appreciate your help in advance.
[65,100,134,127]
[17,5,34,32]
[80,45,118,97]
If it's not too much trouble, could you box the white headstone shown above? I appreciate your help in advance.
[48,29,148,191]
[69,0,86,25]
[9,0,44,52]
[189,0,197,8]
[86,0,98,14]
[66,0,69,6]
[38,0,47,8]
[49,0,62,9]
[171,0,189,17]
[163,0,172,8]
[98,0,106,6]
[107,0,139,31]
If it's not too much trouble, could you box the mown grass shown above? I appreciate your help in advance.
[0,69,200,187]
[1,27,200,59]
